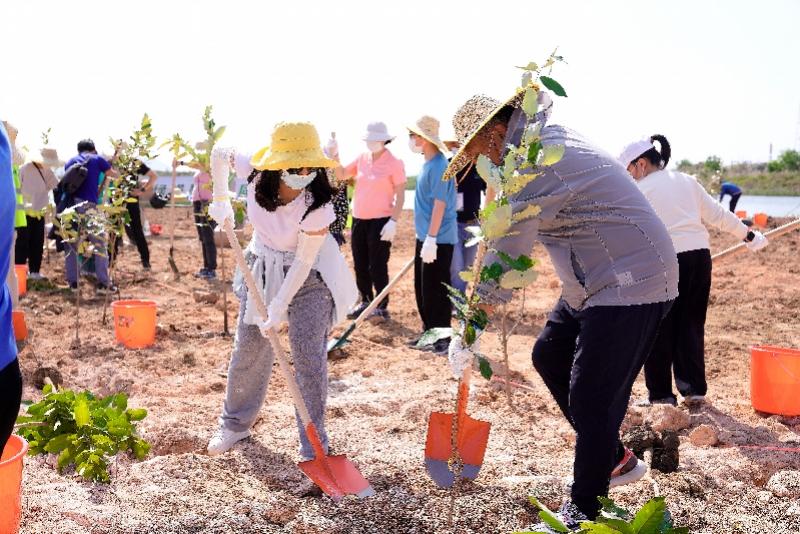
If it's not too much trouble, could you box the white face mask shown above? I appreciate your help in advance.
[366,141,384,154]
[408,137,423,154]
[280,169,317,190]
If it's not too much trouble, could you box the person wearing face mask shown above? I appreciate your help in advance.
[407,115,457,353]
[326,122,406,322]
[619,135,768,407]
[444,88,678,527]
[203,123,358,495]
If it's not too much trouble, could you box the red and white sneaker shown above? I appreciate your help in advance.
[609,447,647,488]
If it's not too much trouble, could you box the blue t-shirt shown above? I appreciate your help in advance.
[0,124,18,371]
[720,182,741,197]
[414,152,457,244]
[64,152,111,204]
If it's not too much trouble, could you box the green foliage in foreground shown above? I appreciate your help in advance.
[16,385,150,483]
[517,496,689,534]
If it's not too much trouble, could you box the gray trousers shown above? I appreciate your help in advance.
[220,270,333,459]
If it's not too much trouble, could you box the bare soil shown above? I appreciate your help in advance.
[14,207,800,533]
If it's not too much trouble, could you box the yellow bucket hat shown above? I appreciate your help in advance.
[250,122,337,171]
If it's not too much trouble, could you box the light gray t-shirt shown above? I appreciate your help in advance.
[479,109,679,310]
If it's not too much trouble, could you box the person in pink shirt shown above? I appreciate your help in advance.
[183,159,217,279]
[328,122,406,322]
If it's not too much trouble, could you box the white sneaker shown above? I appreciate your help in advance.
[207,427,251,456]
[28,272,45,280]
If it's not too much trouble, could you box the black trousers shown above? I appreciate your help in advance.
[351,217,392,309]
[728,193,741,213]
[193,201,217,271]
[413,240,453,331]
[15,215,45,273]
[0,358,22,456]
[532,299,671,519]
[110,201,151,267]
[644,249,712,402]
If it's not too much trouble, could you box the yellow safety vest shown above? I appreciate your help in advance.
[13,166,26,228]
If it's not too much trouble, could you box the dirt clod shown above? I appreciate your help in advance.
[689,424,719,447]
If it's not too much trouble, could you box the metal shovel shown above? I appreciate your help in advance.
[167,165,180,279]
[222,219,374,500]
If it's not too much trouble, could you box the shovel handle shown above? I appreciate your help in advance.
[221,219,314,427]
[712,217,800,261]
[351,257,414,328]
[169,166,178,248]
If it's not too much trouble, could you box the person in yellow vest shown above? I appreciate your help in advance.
[17,147,61,279]
[2,121,26,307]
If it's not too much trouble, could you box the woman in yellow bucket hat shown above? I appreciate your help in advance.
[204,122,358,493]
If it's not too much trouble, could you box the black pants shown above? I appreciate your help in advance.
[644,249,711,402]
[193,201,217,271]
[15,215,45,273]
[728,193,741,212]
[0,358,22,456]
[413,240,453,331]
[111,201,150,267]
[351,217,392,309]
[532,299,671,519]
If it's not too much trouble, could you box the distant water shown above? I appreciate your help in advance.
[404,191,800,217]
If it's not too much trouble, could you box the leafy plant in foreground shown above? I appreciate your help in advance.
[16,384,150,483]
[517,496,689,534]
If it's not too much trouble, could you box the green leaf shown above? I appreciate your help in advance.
[44,433,73,454]
[126,408,147,421]
[540,76,567,97]
[476,154,494,182]
[527,141,542,165]
[57,448,74,471]
[464,323,476,346]
[73,398,91,427]
[522,87,539,117]
[600,518,635,534]
[528,497,569,533]
[515,61,539,72]
[499,269,538,289]
[579,523,624,533]
[599,497,631,520]
[477,355,493,380]
[458,270,475,283]
[480,263,504,283]
[496,252,535,271]
[539,144,566,167]
[416,328,453,348]
[483,204,513,240]
[631,497,666,534]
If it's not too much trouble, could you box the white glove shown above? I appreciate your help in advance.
[448,335,478,378]
[324,137,339,159]
[208,200,235,226]
[421,235,438,263]
[746,231,768,251]
[380,219,397,242]
[258,306,282,338]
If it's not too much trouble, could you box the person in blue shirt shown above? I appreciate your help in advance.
[61,139,119,294]
[719,181,742,212]
[407,116,457,353]
[0,121,22,455]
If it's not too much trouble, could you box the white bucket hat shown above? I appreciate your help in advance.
[362,122,394,143]
[406,115,448,154]
[618,139,654,168]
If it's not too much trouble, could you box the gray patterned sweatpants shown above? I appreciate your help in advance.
[220,270,333,459]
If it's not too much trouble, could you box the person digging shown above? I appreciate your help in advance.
[444,89,678,528]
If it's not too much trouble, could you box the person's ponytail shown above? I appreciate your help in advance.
[649,134,671,168]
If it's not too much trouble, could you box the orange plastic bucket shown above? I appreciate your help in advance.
[11,310,27,341]
[14,265,26,296]
[111,299,157,348]
[753,213,768,227]
[0,435,29,534]
[735,210,747,219]
[751,345,800,415]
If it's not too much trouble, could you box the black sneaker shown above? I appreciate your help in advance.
[367,308,389,323]
[205,270,217,280]
[68,282,78,292]
[431,338,451,355]
[347,301,370,320]
[529,501,588,532]
[194,269,209,278]
[96,284,118,295]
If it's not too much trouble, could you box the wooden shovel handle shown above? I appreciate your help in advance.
[351,257,414,328]
[169,167,178,248]
[221,219,314,427]
[712,217,800,261]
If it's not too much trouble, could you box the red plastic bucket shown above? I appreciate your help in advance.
[111,300,157,348]
[751,345,800,416]
[0,435,29,534]
[14,265,26,296]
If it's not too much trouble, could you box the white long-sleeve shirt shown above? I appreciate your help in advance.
[636,169,748,254]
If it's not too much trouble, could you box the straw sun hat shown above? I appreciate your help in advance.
[29,147,64,168]
[406,115,449,154]
[250,122,337,171]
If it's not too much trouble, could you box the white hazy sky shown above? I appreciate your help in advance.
[2,0,799,174]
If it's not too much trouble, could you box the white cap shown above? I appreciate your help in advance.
[362,122,394,142]
[618,139,654,167]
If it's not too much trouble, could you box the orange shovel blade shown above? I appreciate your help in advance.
[424,411,490,487]
[299,454,375,500]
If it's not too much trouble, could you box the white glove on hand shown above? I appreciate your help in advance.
[208,200,234,226]
[421,235,438,263]
[380,219,397,242]
[746,231,768,251]
[448,335,478,378]
[324,137,339,159]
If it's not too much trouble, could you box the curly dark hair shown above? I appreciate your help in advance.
[247,168,335,220]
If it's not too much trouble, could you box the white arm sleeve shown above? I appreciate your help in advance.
[695,179,748,240]
[267,232,327,319]
[210,146,232,201]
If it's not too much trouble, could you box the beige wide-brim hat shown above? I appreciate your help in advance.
[2,121,19,144]
[29,147,64,168]
[250,122,338,171]
[406,115,449,154]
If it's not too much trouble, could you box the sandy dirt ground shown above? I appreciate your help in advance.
[12,206,800,534]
